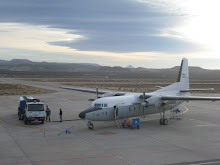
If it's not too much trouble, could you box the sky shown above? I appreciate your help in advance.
[0,0,220,69]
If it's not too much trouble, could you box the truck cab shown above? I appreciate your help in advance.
[18,96,45,124]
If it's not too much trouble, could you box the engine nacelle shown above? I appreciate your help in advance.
[101,92,116,98]
[142,96,161,107]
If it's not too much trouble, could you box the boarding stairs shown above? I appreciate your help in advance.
[114,108,122,128]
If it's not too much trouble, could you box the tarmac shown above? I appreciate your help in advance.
[1,78,220,165]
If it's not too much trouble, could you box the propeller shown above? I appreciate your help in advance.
[141,88,147,107]
[143,88,146,101]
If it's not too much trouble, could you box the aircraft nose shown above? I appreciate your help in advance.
[79,112,85,119]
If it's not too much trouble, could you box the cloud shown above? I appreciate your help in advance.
[0,22,217,66]
[0,23,85,53]
[0,0,201,54]
[0,22,181,61]
[0,0,220,69]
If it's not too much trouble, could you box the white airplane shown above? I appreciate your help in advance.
[61,58,220,129]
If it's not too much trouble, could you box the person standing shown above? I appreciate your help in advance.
[59,108,62,122]
[45,105,51,121]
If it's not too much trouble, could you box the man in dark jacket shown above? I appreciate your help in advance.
[46,105,51,121]
[59,108,62,122]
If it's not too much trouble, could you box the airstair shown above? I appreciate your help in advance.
[114,107,122,128]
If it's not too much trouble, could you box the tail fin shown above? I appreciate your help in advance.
[152,58,190,94]
[177,58,189,90]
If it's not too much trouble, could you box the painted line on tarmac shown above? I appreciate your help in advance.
[0,105,189,133]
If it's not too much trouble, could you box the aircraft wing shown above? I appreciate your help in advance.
[59,86,126,96]
[161,95,220,101]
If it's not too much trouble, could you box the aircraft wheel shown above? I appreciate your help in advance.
[159,118,163,125]
[160,118,168,125]
[88,123,94,130]
[164,119,168,125]
[87,121,94,130]
[18,113,22,120]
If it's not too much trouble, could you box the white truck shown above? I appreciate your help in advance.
[18,96,45,124]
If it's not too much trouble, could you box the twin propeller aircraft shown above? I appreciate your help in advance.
[61,58,220,129]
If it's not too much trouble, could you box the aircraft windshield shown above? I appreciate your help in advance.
[94,103,101,107]
[28,104,44,111]
[94,103,108,108]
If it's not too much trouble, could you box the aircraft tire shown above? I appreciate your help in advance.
[159,118,168,125]
[88,123,94,130]
[18,113,22,120]
[164,119,168,125]
[159,118,163,125]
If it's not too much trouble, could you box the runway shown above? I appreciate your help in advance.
[1,78,220,165]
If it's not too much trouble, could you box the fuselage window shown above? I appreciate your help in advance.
[94,103,101,107]
[104,104,107,107]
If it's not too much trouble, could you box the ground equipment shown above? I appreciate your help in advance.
[18,96,45,124]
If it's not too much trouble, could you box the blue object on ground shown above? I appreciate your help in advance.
[132,118,140,126]
[58,125,74,135]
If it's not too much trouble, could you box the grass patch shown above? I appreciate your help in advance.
[19,78,220,93]
[0,83,49,95]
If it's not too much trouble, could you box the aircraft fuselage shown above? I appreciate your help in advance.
[79,93,182,121]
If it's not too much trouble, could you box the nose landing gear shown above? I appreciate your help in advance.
[87,121,94,130]
[159,108,168,125]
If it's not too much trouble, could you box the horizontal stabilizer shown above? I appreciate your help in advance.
[161,95,220,101]
[180,88,214,92]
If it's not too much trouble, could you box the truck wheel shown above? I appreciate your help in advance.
[24,117,28,125]
[41,121,44,124]
[18,113,22,120]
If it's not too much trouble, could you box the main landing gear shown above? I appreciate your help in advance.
[159,108,168,125]
[87,121,94,130]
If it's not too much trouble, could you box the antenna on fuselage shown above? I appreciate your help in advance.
[96,86,98,99]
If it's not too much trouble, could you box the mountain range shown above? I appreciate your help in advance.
[0,59,220,80]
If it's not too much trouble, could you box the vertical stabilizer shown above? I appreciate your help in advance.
[177,58,189,90]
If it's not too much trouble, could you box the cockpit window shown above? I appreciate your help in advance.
[94,103,101,107]
[94,103,108,108]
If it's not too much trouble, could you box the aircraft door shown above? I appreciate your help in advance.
[114,106,119,118]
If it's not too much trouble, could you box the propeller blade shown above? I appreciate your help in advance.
[143,88,146,101]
